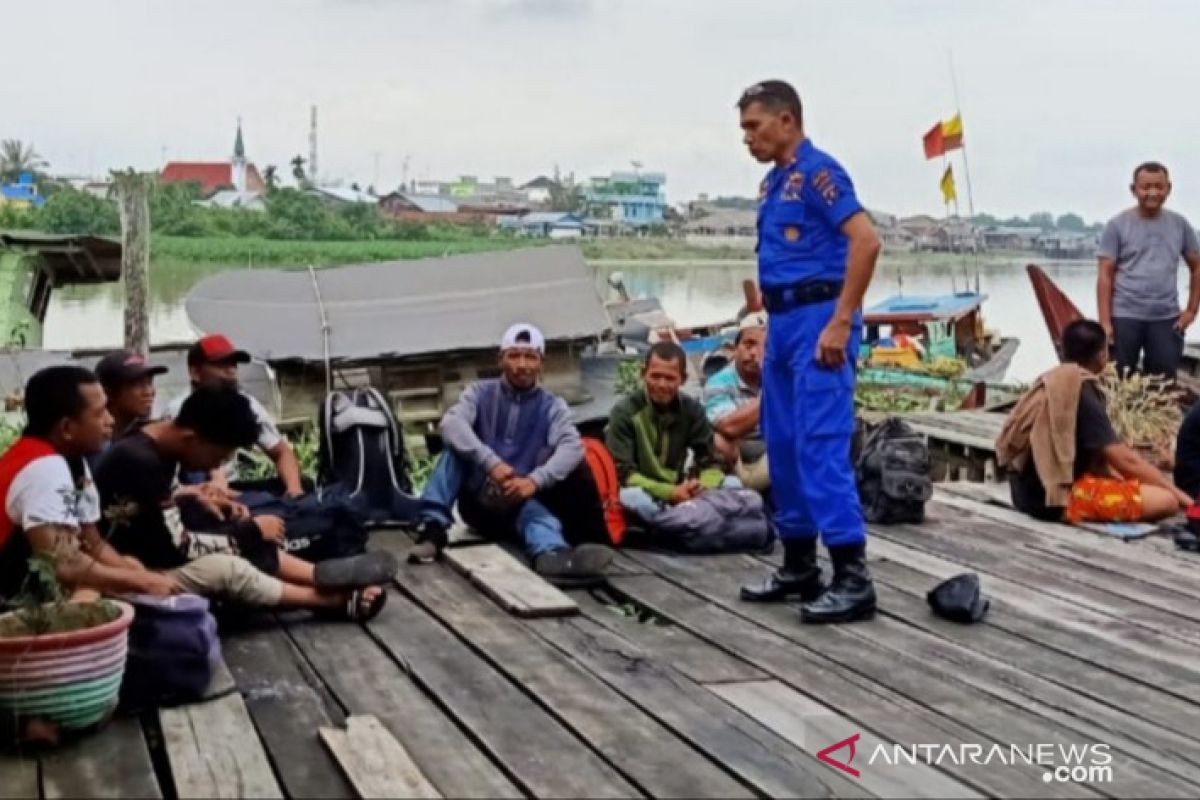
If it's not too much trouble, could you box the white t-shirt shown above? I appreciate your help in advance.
[165,389,283,480]
[4,455,101,533]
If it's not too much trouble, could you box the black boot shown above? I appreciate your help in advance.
[740,538,824,603]
[800,543,877,624]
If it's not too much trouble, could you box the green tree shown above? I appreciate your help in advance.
[265,187,325,239]
[548,167,584,212]
[0,140,47,184]
[1055,213,1086,232]
[972,212,999,227]
[40,188,119,235]
[150,181,206,235]
[263,165,279,192]
[1028,211,1055,231]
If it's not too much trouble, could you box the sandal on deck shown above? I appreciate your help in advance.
[344,587,387,621]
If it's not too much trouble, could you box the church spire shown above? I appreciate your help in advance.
[233,117,245,161]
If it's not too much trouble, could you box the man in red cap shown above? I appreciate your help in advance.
[165,334,304,497]
[94,350,168,440]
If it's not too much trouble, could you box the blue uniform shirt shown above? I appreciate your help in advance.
[756,138,864,290]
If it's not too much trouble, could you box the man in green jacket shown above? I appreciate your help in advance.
[606,342,728,522]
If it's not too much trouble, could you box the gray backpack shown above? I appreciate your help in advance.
[856,417,932,524]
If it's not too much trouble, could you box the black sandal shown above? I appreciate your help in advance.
[346,587,387,621]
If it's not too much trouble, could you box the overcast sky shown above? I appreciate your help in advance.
[5,0,1200,222]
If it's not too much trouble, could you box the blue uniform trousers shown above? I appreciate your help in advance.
[761,299,865,547]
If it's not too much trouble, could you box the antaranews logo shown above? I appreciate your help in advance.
[816,734,1114,785]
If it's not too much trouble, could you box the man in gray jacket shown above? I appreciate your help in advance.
[409,323,611,584]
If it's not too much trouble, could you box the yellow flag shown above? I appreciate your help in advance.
[941,113,964,150]
[940,165,957,204]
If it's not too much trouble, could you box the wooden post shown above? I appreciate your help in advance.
[112,170,152,357]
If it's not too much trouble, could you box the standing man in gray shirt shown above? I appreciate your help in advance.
[1098,162,1200,379]
[408,323,612,585]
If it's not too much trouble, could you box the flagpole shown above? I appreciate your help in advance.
[948,50,976,221]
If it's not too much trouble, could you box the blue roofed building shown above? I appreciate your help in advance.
[0,173,46,209]
[584,170,666,229]
[498,212,585,239]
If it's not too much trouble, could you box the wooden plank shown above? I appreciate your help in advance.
[382,551,756,798]
[364,588,639,798]
[624,556,1198,798]
[871,520,1200,646]
[444,544,578,617]
[610,563,1096,799]
[41,716,162,799]
[319,715,441,800]
[845,569,1200,784]
[530,612,854,799]
[863,536,1200,694]
[284,616,522,799]
[711,680,981,799]
[880,511,1200,629]
[160,691,283,799]
[575,590,767,684]
[223,622,356,799]
[0,753,39,799]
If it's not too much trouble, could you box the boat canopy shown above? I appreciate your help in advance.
[185,245,613,364]
[864,292,987,325]
[0,232,122,286]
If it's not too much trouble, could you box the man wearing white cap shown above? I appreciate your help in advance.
[409,323,612,585]
[704,311,769,491]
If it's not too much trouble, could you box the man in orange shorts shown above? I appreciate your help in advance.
[998,319,1190,524]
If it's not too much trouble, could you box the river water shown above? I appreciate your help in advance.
[43,254,1180,383]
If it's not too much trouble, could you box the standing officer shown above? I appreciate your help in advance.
[736,80,881,624]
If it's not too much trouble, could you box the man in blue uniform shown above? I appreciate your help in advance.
[736,80,881,623]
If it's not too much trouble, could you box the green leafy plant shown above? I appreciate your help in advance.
[614,358,642,396]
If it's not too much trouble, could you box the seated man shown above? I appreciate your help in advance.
[95,350,168,441]
[165,334,304,498]
[410,323,611,584]
[704,312,768,491]
[96,383,391,620]
[1,366,176,607]
[607,341,728,522]
[1174,399,1200,499]
[997,319,1191,524]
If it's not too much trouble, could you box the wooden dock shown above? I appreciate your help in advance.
[6,490,1200,798]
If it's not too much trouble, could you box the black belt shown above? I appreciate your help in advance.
[761,280,843,313]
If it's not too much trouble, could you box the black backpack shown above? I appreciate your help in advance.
[856,417,932,524]
[317,387,419,526]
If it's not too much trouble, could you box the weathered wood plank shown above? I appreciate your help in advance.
[711,680,981,799]
[575,590,767,684]
[611,562,1095,799]
[874,515,1200,637]
[283,616,521,799]
[41,716,162,799]
[0,753,39,799]
[319,715,441,799]
[223,623,355,799]
[866,532,1200,679]
[444,544,578,617]
[530,612,854,799]
[384,553,755,798]
[160,690,283,799]
[365,587,639,798]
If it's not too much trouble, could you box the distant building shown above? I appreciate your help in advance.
[1036,231,1098,260]
[520,175,559,207]
[0,173,45,209]
[981,225,1043,251]
[584,171,667,227]
[499,212,585,239]
[412,175,528,207]
[307,186,378,207]
[199,190,267,211]
[380,192,459,215]
[161,119,265,197]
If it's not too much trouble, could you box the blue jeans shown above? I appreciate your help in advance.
[420,450,568,557]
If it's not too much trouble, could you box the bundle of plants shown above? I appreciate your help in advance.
[1098,366,1183,467]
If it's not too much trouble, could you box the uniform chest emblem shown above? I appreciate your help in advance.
[782,172,805,202]
[784,226,801,242]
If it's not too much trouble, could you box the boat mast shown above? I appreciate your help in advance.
[948,50,981,294]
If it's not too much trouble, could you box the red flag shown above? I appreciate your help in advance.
[922,122,945,160]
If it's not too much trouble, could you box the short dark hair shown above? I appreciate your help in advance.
[1062,319,1107,364]
[24,366,100,438]
[174,385,260,449]
[737,80,803,123]
[644,341,687,375]
[1133,161,1169,183]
